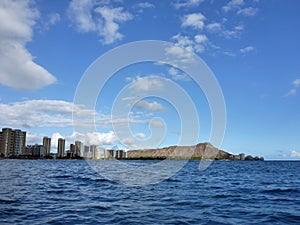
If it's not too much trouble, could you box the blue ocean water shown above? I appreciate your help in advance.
[0,160,300,224]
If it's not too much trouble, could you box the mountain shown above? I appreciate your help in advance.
[127,142,264,160]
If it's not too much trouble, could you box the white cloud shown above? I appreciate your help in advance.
[221,25,244,39]
[222,0,244,12]
[240,46,255,53]
[195,34,208,43]
[0,0,56,90]
[237,7,259,17]
[44,13,60,29]
[27,132,44,145]
[129,76,164,92]
[95,6,133,44]
[135,2,155,12]
[68,0,133,45]
[168,67,190,81]
[284,89,297,97]
[149,119,165,128]
[84,131,117,145]
[134,100,164,112]
[206,22,222,33]
[165,45,195,66]
[0,100,75,128]
[121,137,135,146]
[49,131,116,151]
[134,132,146,139]
[284,79,300,97]
[172,33,208,53]
[291,150,300,158]
[293,79,300,88]
[181,13,206,30]
[173,0,203,9]
[0,99,142,129]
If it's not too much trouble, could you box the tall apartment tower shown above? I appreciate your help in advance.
[75,141,83,157]
[57,138,65,158]
[43,136,51,156]
[0,128,26,157]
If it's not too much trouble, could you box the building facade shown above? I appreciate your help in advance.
[25,145,46,158]
[57,138,65,158]
[0,128,26,157]
[43,136,51,156]
[75,141,83,157]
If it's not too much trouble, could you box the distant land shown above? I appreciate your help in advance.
[127,142,264,161]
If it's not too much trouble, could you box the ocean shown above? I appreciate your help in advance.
[0,160,299,224]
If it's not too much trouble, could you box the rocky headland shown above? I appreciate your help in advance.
[127,142,264,161]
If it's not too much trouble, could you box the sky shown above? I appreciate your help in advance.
[0,0,300,160]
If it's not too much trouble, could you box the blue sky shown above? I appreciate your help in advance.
[0,0,300,160]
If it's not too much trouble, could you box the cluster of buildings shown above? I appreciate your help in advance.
[0,127,126,160]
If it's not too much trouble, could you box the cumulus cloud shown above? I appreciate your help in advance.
[0,0,56,90]
[129,76,164,92]
[291,150,300,158]
[49,131,117,151]
[237,7,259,17]
[0,100,75,128]
[68,0,133,45]
[0,99,146,129]
[240,46,255,53]
[172,33,208,53]
[222,0,244,12]
[173,0,203,9]
[181,13,206,30]
[134,100,164,112]
[165,45,195,66]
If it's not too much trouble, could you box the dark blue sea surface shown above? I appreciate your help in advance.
[0,160,300,224]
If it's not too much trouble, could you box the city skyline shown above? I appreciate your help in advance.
[0,1,300,160]
[0,126,124,159]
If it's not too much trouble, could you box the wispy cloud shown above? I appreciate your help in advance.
[240,46,255,53]
[168,67,190,81]
[293,79,300,88]
[44,13,60,30]
[222,0,244,12]
[173,0,203,9]
[284,89,297,97]
[284,79,300,97]
[68,0,133,45]
[0,0,56,90]
[134,2,155,13]
[134,100,165,112]
[237,7,259,17]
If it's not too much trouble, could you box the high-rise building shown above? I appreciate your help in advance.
[57,138,65,158]
[0,128,26,157]
[43,136,51,156]
[104,149,114,159]
[75,141,83,157]
[90,145,100,159]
